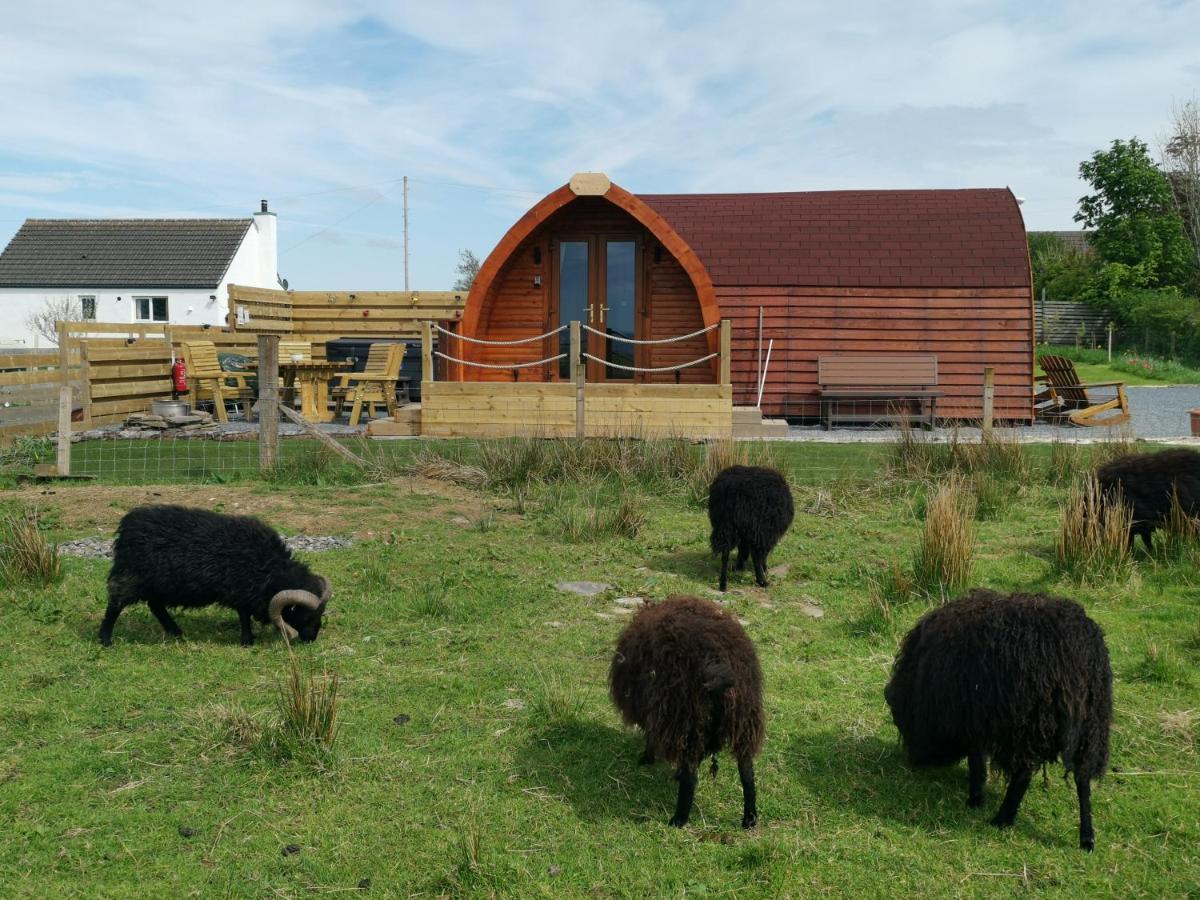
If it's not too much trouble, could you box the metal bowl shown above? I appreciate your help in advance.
[150,399,191,418]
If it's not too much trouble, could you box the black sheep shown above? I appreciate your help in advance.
[1096,448,1200,550]
[708,465,794,591]
[609,595,765,828]
[98,505,332,647]
[884,588,1112,851]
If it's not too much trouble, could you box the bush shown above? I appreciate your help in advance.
[1056,474,1131,582]
[0,512,61,587]
[912,475,975,599]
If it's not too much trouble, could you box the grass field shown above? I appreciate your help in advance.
[2,437,1199,897]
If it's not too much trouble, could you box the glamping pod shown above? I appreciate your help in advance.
[425,174,1033,436]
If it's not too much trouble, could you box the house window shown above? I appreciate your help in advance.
[134,296,168,322]
[79,295,96,321]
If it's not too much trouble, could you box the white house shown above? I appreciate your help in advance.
[0,202,280,348]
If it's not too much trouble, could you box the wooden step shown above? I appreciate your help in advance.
[368,404,421,437]
[733,406,765,425]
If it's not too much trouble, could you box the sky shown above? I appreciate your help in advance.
[1,0,1198,291]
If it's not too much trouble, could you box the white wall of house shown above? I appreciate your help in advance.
[0,208,278,349]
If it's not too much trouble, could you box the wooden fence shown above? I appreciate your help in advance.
[227,284,466,340]
[0,350,82,440]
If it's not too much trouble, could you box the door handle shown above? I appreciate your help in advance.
[600,305,609,325]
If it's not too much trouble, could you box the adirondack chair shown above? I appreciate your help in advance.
[332,343,404,425]
[1035,354,1131,427]
[181,340,255,423]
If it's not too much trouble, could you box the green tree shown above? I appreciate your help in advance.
[1075,138,1197,293]
[1028,233,1097,300]
[453,249,481,292]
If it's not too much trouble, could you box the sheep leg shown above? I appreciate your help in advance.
[752,548,769,588]
[990,767,1033,828]
[738,757,758,828]
[237,609,255,646]
[967,751,986,808]
[1076,773,1095,852]
[638,736,655,766]
[147,601,183,639]
[719,550,730,592]
[98,596,132,647]
[734,542,749,571]
[669,766,698,827]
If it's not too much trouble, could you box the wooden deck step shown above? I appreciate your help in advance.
[367,404,421,437]
[733,406,765,425]
[732,406,789,439]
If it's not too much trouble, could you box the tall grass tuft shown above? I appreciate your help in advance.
[912,475,976,600]
[0,512,61,587]
[1090,426,1139,468]
[547,489,646,541]
[267,445,368,487]
[275,651,340,763]
[1055,474,1131,581]
[1154,488,1200,563]
[1047,440,1086,485]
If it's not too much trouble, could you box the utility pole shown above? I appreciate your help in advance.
[403,175,410,291]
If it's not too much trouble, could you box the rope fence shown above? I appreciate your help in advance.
[580,322,718,345]
[579,352,719,373]
[434,323,567,346]
[433,351,567,370]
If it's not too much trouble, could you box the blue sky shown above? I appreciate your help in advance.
[1,0,1198,290]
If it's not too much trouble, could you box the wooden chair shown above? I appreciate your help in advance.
[332,343,404,425]
[1035,354,1130,427]
[181,340,255,423]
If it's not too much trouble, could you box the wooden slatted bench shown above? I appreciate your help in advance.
[817,354,943,429]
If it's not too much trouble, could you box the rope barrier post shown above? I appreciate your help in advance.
[421,320,434,383]
[719,319,732,386]
[570,320,584,438]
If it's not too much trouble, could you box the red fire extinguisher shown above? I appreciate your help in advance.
[171,357,189,398]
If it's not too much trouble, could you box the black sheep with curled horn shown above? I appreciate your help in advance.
[99,505,332,647]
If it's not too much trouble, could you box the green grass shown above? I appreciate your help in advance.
[2,440,1199,896]
[1038,344,1200,385]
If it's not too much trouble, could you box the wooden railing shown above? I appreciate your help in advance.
[227,284,466,341]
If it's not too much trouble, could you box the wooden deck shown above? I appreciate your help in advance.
[420,381,732,439]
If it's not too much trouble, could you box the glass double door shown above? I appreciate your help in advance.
[555,236,639,380]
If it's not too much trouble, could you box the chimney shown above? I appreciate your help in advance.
[253,199,277,289]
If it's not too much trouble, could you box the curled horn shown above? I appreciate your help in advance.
[316,575,332,603]
[269,589,321,642]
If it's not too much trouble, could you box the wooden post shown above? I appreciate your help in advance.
[56,385,72,476]
[571,320,584,439]
[57,322,70,388]
[257,334,279,471]
[719,319,731,386]
[421,320,434,383]
[982,366,995,439]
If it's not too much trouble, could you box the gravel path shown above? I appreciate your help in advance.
[58,534,354,559]
[778,385,1200,443]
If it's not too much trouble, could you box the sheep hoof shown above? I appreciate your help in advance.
[742,814,757,829]
[990,814,1015,829]
[967,794,984,809]
[668,815,688,828]
[756,579,769,588]
[1080,838,1095,852]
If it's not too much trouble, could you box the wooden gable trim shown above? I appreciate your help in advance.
[459,180,721,380]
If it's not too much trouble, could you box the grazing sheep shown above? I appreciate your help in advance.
[884,588,1112,851]
[708,465,794,591]
[1096,448,1200,550]
[609,595,765,828]
[98,505,331,647]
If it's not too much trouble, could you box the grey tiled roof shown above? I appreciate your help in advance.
[0,218,253,288]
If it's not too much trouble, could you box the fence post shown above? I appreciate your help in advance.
[982,366,995,440]
[571,320,584,439]
[56,384,72,476]
[719,319,731,385]
[257,334,279,472]
[421,320,434,383]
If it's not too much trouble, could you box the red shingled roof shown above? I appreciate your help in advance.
[639,189,1029,289]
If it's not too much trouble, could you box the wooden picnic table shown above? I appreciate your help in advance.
[280,361,352,423]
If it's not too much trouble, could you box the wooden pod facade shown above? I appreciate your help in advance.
[456,176,1034,421]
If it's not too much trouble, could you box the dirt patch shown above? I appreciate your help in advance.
[0,475,490,540]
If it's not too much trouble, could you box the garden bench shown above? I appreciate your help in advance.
[817,354,942,429]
